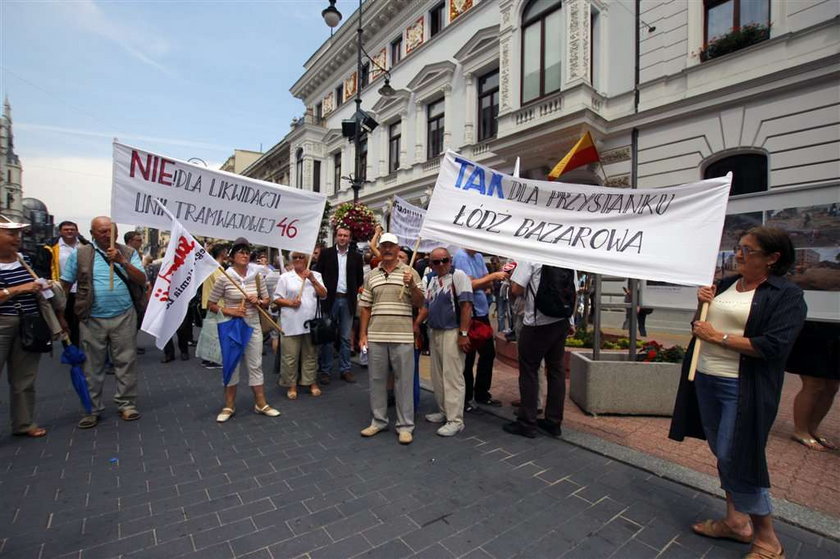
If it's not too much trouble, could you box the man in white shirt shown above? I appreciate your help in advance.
[505,262,577,439]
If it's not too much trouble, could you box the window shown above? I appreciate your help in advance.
[313,161,321,193]
[521,0,563,104]
[360,63,370,89]
[391,36,403,66]
[705,0,770,43]
[358,138,368,183]
[430,2,445,37]
[333,152,342,195]
[704,153,768,196]
[315,102,323,121]
[427,99,445,160]
[335,83,344,105]
[389,122,401,172]
[295,148,304,189]
[477,69,499,141]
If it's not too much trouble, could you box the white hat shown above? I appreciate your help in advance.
[379,233,399,245]
[0,215,29,230]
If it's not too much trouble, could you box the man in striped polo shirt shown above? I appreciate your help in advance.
[358,233,425,445]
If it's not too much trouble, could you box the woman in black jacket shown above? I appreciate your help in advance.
[669,226,806,559]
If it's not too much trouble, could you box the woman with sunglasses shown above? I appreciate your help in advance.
[207,239,278,422]
[273,252,327,399]
[670,226,806,559]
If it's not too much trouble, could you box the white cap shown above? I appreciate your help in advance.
[0,215,29,230]
[379,233,399,245]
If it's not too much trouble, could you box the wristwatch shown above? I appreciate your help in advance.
[721,334,729,346]
[459,330,468,337]
[2,288,9,298]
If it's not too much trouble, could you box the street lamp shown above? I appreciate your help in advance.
[322,0,394,204]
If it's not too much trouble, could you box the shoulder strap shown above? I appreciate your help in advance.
[94,246,132,288]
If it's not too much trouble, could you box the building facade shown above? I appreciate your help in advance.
[246,0,839,324]
[0,98,24,222]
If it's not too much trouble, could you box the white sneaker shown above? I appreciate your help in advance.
[436,422,465,437]
[424,412,446,424]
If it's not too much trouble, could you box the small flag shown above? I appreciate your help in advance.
[141,204,219,349]
[547,131,599,180]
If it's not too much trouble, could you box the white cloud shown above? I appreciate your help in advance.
[63,0,174,76]
[17,123,231,153]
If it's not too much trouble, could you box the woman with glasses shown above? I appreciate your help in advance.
[670,226,806,559]
[207,239,278,422]
[273,252,327,399]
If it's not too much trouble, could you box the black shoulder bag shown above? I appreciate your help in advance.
[0,276,52,353]
[305,301,337,346]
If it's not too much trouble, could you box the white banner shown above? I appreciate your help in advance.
[111,142,326,252]
[141,206,220,349]
[419,151,731,286]
[390,195,439,253]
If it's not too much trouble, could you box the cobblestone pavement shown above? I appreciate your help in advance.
[0,342,837,559]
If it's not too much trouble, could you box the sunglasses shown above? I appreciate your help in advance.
[431,258,450,265]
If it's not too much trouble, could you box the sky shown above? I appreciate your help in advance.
[0,0,339,230]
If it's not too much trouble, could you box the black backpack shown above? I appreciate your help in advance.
[529,265,575,319]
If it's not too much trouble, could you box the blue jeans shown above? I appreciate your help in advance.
[496,296,508,332]
[695,372,773,516]
[318,297,352,375]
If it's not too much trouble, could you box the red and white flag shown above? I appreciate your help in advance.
[141,206,219,349]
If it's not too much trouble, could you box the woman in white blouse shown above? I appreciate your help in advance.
[273,251,327,399]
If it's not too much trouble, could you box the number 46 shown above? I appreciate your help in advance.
[276,217,299,238]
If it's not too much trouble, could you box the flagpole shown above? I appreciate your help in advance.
[218,266,283,334]
[109,223,116,290]
[399,237,422,299]
[18,256,69,344]
[597,161,609,185]
[297,255,312,299]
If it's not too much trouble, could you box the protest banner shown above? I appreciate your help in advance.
[419,151,731,286]
[141,206,219,349]
[111,142,326,252]
[390,195,439,253]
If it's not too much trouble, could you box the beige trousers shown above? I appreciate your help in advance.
[79,308,138,414]
[226,316,264,387]
[279,332,317,387]
[0,315,42,432]
[429,328,466,425]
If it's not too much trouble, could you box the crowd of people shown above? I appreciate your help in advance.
[0,212,835,559]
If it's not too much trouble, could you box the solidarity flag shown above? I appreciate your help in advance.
[420,151,731,286]
[141,205,219,349]
[548,131,600,180]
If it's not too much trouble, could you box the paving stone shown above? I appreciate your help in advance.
[286,506,345,536]
[228,524,294,556]
[361,515,419,547]
[266,526,331,557]
[192,517,256,550]
[76,530,156,559]
[354,538,414,559]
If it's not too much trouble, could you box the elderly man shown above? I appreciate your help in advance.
[60,216,146,429]
[414,248,473,436]
[358,233,424,444]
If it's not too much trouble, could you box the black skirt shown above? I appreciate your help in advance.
[786,320,840,380]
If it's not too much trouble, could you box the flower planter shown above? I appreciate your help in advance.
[569,351,680,416]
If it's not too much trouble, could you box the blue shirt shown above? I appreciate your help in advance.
[62,248,143,318]
[424,269,474,330]
[453,249,489,317]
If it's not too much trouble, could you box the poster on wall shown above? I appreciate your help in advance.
[405,17,424,54]
[450,0,474,22]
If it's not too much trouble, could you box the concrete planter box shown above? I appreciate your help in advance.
[569,351,681,416]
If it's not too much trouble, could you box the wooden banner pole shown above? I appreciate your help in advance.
[687,302,709,382]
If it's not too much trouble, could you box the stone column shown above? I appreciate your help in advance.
[566,0,592,86]
[399,109,409,168]
[464,73,475,145]
[443,84,453,150]
[415,101,425,161]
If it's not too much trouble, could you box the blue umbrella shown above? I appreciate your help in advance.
[61,342,91,414]
[218,318,254,386]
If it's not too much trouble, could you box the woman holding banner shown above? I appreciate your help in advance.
[669,227,806,559]
[208,239,279,422]
[273,251,327,399]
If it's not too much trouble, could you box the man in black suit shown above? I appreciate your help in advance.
[314,226,364,384]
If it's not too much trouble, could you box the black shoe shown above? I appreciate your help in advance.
[476,396,502,407]
[318,372,332,385]
[136,347,146,355]
[464,401,478,413]
[180,352,189,361]
[503,421,536,439]
[537,419,562,438]
[161,355,175,364]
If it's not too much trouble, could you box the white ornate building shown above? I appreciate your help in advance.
[244,0,839,322]
[0,98,24,222]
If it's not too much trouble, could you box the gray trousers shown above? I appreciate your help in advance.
[429,328,465,425]
[79,308,138,414]
[0,315,42,433]
[368,341,414,433]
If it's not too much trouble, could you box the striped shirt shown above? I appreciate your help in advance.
[208,267,268,319]
[0,257,39,316]
[359,262,423,343]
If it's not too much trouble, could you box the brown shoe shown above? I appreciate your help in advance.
[341,371,356,383]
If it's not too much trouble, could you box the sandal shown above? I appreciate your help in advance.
[120,409,141,421]
[790,435,826,451]
[287,388,298,400]
[310,384,322,397]
[254,404,281,417]
[77,415,99,429]
[815,436,837,450]
[692,519,752,544]
[743,542,785,559]
[216,407,235,423]
[14,427,47,438]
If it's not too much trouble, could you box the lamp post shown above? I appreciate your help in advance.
[323,0,395,204]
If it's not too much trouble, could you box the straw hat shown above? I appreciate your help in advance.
[0,214,30,230]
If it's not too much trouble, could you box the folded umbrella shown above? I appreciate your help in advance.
[218,317,254,386]
[61,341,91,414]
